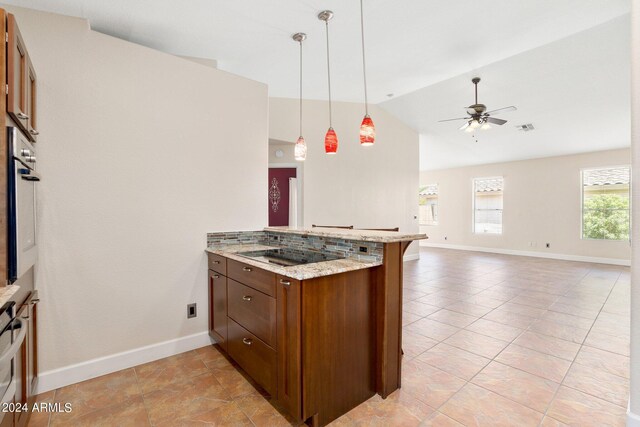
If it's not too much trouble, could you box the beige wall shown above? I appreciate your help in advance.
[420,148,631,263]
[269,98,421,257]
[7,5,268,376]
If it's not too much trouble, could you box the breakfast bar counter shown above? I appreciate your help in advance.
[205,227,426,426]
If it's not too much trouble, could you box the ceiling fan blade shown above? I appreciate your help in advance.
[485,117,507,125]
[485,106,517,115]
[438,117,469,122]
[459,121,470,130]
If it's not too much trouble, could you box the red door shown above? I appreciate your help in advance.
[268,168,296,226]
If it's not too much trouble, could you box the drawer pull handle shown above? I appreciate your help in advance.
[212,260,220,264]
[280,279,291,286]
[242,338,253,346]
[212,274,220,279]
[242,295,252,301]
[242,267,252,272]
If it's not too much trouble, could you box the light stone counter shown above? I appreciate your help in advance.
[0,285,19,308]
[264,226,427,243]
[206,243,381,281]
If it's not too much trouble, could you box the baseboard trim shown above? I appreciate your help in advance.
[36,331,214,394]
[403,253,420,262]
[628,407,640,426]
[420,242,630,266]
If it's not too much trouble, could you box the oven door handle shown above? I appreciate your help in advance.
[0,318,26,367]
[18,169,40,182]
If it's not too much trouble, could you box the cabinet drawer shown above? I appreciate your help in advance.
[207,253,227,275]
[227,318,276,396]
[227,259,275,297]
[228,279,276,347]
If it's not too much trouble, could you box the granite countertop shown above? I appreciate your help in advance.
[0,285,19,307]
[206,243,382,281]
[264,226,427,243]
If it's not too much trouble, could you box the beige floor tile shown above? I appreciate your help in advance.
[583,330,630,356]
[482,309,537,329]
[527,319,589,344]
[547,386,626,427]
[495,344,571,383]
[415,343,490,380]
[574,345,629,379]
[462,295,506,308]
[401,360,466,408]
[439,383,544,427]
[404,311,424,326]
[562,363,628,407]
[540,416,570,426]
[51,368,141,423]
[404,318,461,341]
[471,361,560,412]
[512,331,580,361]
[538,310,595,329]
[52,396,150,427]
[427,310,478,328]
[346,389,435,426]
[416,294,460,308]
[444,302,493,317]
[402,330,439,359]
[420,411,465,426]
[443,330,509,359]
[465,318,523,342]
[404,301,442,317]
[156,401,253,427]
[235,394,296,426]
[135,350,209,394]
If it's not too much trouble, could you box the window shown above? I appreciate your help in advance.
[582,166,630,240]
[419,184,438,225]
[473,177,503,234]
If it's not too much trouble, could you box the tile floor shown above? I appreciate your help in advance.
[28,247,630,426]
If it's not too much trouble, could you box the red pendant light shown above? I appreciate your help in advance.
[319,10,338,155]
[360,115,375,145]
[325,127,338,154]
[359,0,375,146]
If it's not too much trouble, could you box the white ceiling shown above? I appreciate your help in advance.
[4,0,632,170]
[381,15,631,170]
[3,0,630,104]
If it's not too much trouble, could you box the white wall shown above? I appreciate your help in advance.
[269,98,420,258]
[420,148,631,264]
[6,5,268,378]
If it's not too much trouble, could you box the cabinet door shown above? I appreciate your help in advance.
[7,13,28,130]
[28,296,37,393]
[276,275,301,420]
[26,59,37,142]
[208,270,227,351]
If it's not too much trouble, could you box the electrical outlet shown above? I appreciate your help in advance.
[546,243,550,248]
[444,236,448,240]
[187,303,197,319]
[359,246,368,253]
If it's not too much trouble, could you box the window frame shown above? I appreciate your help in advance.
[580,165,631,242]
[419,183,439,226]
[472,176,504,235]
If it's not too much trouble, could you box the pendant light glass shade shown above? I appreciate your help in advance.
[325,128,338,154]
[294,136,307,160]
[359,0,375,146]
[360,114,375,146]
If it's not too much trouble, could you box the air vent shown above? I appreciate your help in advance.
[516,123,535,132]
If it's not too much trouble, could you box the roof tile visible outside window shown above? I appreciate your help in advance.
[420,184,438,196]
[475,177,503,193]
[583,167,630,186]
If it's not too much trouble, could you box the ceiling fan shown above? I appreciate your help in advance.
[438,77,517,132]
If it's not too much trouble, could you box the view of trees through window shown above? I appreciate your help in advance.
[582,167,630,240]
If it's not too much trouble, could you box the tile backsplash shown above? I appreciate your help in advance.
[207,230,383,263]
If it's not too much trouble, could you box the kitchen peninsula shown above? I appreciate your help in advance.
[206,227,426,426]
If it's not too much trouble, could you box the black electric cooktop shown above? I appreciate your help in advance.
[236,248,342,267]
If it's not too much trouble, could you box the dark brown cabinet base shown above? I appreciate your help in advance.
[207,243,409,427]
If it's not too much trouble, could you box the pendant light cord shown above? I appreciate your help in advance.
[325,20,333,127]
[299,40,303,136]
[360,0,369,115]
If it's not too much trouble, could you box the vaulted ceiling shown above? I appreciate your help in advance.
[5,0,632,169]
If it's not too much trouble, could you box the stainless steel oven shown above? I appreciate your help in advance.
[8,127,39,283]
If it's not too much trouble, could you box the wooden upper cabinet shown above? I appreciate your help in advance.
[7,13,28,129]
[7,13,37,141]
[26,57,37,141]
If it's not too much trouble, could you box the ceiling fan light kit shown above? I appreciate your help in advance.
[439,77,517,135]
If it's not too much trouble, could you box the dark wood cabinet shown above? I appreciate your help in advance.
[207,251,385,426]
[7,13,37,142]
[14,291,38,427]
[208,269,227,351]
